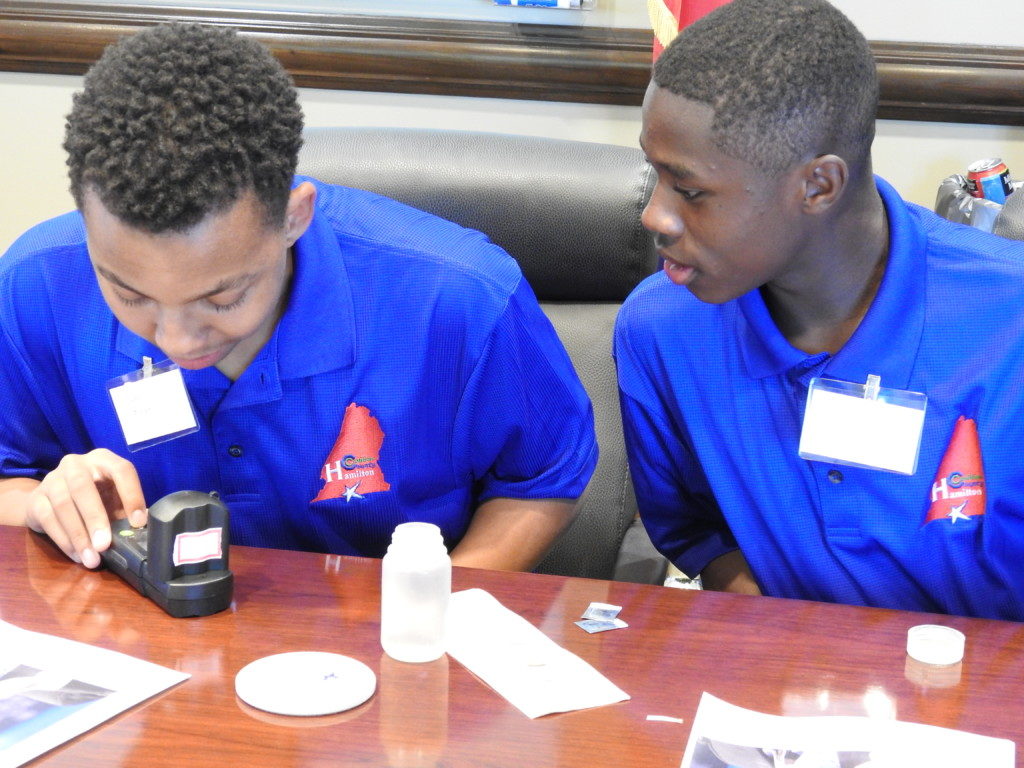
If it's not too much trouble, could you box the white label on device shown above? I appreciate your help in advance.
[173,527,223,565]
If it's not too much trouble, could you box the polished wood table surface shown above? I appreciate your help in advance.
[2,526,1022,767]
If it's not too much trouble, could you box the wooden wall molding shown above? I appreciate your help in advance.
[2,1,1023,124]
[873,41,1024,125]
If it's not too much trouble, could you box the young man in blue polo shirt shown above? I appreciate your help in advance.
[0,24,597,572]
[615,0,1024,619]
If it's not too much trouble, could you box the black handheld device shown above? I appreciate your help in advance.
[100,490,234,618]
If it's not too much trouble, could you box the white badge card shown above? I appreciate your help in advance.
[798,375,927,475]
[107,358,199,451]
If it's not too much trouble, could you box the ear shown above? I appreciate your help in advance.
[799,154,847,215]
[283,181,317,246]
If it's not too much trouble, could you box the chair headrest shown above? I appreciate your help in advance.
[994,188,1024,241]
[297,127,658,301]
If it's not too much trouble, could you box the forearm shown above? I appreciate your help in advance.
[450,497,577,571]
[699,549,762,596]
[0,477,40,526]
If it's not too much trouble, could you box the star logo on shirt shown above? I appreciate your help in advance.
[924,416,986,526]
[947,500,970,524]
[312,403,391,504]
[343,482,364,502]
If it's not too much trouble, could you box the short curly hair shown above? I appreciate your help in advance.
[64,23,304,233]
[653,0,878,177]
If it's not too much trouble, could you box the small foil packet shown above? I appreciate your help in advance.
[581,602,622,621]
[575,618,628,634]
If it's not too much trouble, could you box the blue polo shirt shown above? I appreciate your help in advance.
[615,177,1024,619]
[0,178,596,557]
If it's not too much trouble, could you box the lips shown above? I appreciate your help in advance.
[661,255,696,285]
[170,346,230,369]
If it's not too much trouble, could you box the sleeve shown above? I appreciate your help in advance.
[0,216,101,482]
[613,308,738,578]
[0,286,67,482]
[454,278,597,503]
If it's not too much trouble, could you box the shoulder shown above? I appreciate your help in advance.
[2,211,87,274]
[305,177,522,295]
[912,200,1024,308]
[912,202,1024,263]
[0,212,109,375]
[616,270,727,349]
[875,177,1024,313]
[0,212,93,315]
[878,176,1024,270]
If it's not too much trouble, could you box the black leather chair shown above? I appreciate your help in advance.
[995,187,1024,240]
[297,127,664,581]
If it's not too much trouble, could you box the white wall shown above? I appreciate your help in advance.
[0,72,645,252]
[5,59,1024,252]
[830,0,1024,46]
[2,73,80,253]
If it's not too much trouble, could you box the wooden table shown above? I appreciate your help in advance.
[2,526,1022,767]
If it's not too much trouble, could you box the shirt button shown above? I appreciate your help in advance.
[827,469,843,484]
[228,445,243,458]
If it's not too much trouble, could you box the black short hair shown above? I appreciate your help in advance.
[64,23,304,233]
[653,0,878,176]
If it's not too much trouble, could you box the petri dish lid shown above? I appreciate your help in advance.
[235,651,377,716]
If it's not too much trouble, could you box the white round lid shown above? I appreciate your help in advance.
[906,624,966,666]
[235,652,377,716]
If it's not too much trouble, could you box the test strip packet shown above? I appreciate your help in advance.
[575,618,628,634]
[582,602,623,621]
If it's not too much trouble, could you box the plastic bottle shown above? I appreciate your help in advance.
[380,522,451,663]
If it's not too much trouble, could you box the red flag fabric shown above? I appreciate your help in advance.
[312,402,391,503]
[650,0,733,60]
[924,416,986,525]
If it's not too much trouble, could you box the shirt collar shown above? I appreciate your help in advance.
[737,176,925,390]
[114,191,356,381]
[274,201,356,378]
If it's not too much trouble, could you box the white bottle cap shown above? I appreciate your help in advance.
[906,624,966,666]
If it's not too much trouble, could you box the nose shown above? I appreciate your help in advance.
[153,307,205,359]
[641,183,684,243]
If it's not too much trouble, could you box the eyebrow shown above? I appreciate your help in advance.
[660,163,697,181]
[639,138,697,182]
[95,265,253,303]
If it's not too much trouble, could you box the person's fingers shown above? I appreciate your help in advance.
[57,457,113,559]
[27,450,146,569]
[32,479,100,567]
[35,454,118,568]
[91,449,147,528]
[27,491,82,565]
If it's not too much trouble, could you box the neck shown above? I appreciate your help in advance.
[215,248,294,381]
[762,180,889,356]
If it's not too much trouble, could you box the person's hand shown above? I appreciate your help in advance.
[24,449,147,569]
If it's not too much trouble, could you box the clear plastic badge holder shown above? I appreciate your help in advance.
[106,357,199,451]
[798,375,927,475]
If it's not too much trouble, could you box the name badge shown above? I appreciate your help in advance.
[798,375,927,475]
[107,357,199,451]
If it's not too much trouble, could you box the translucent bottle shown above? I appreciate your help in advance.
[380,522,451,663]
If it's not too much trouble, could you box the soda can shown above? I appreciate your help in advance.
[967,158,1013,204]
